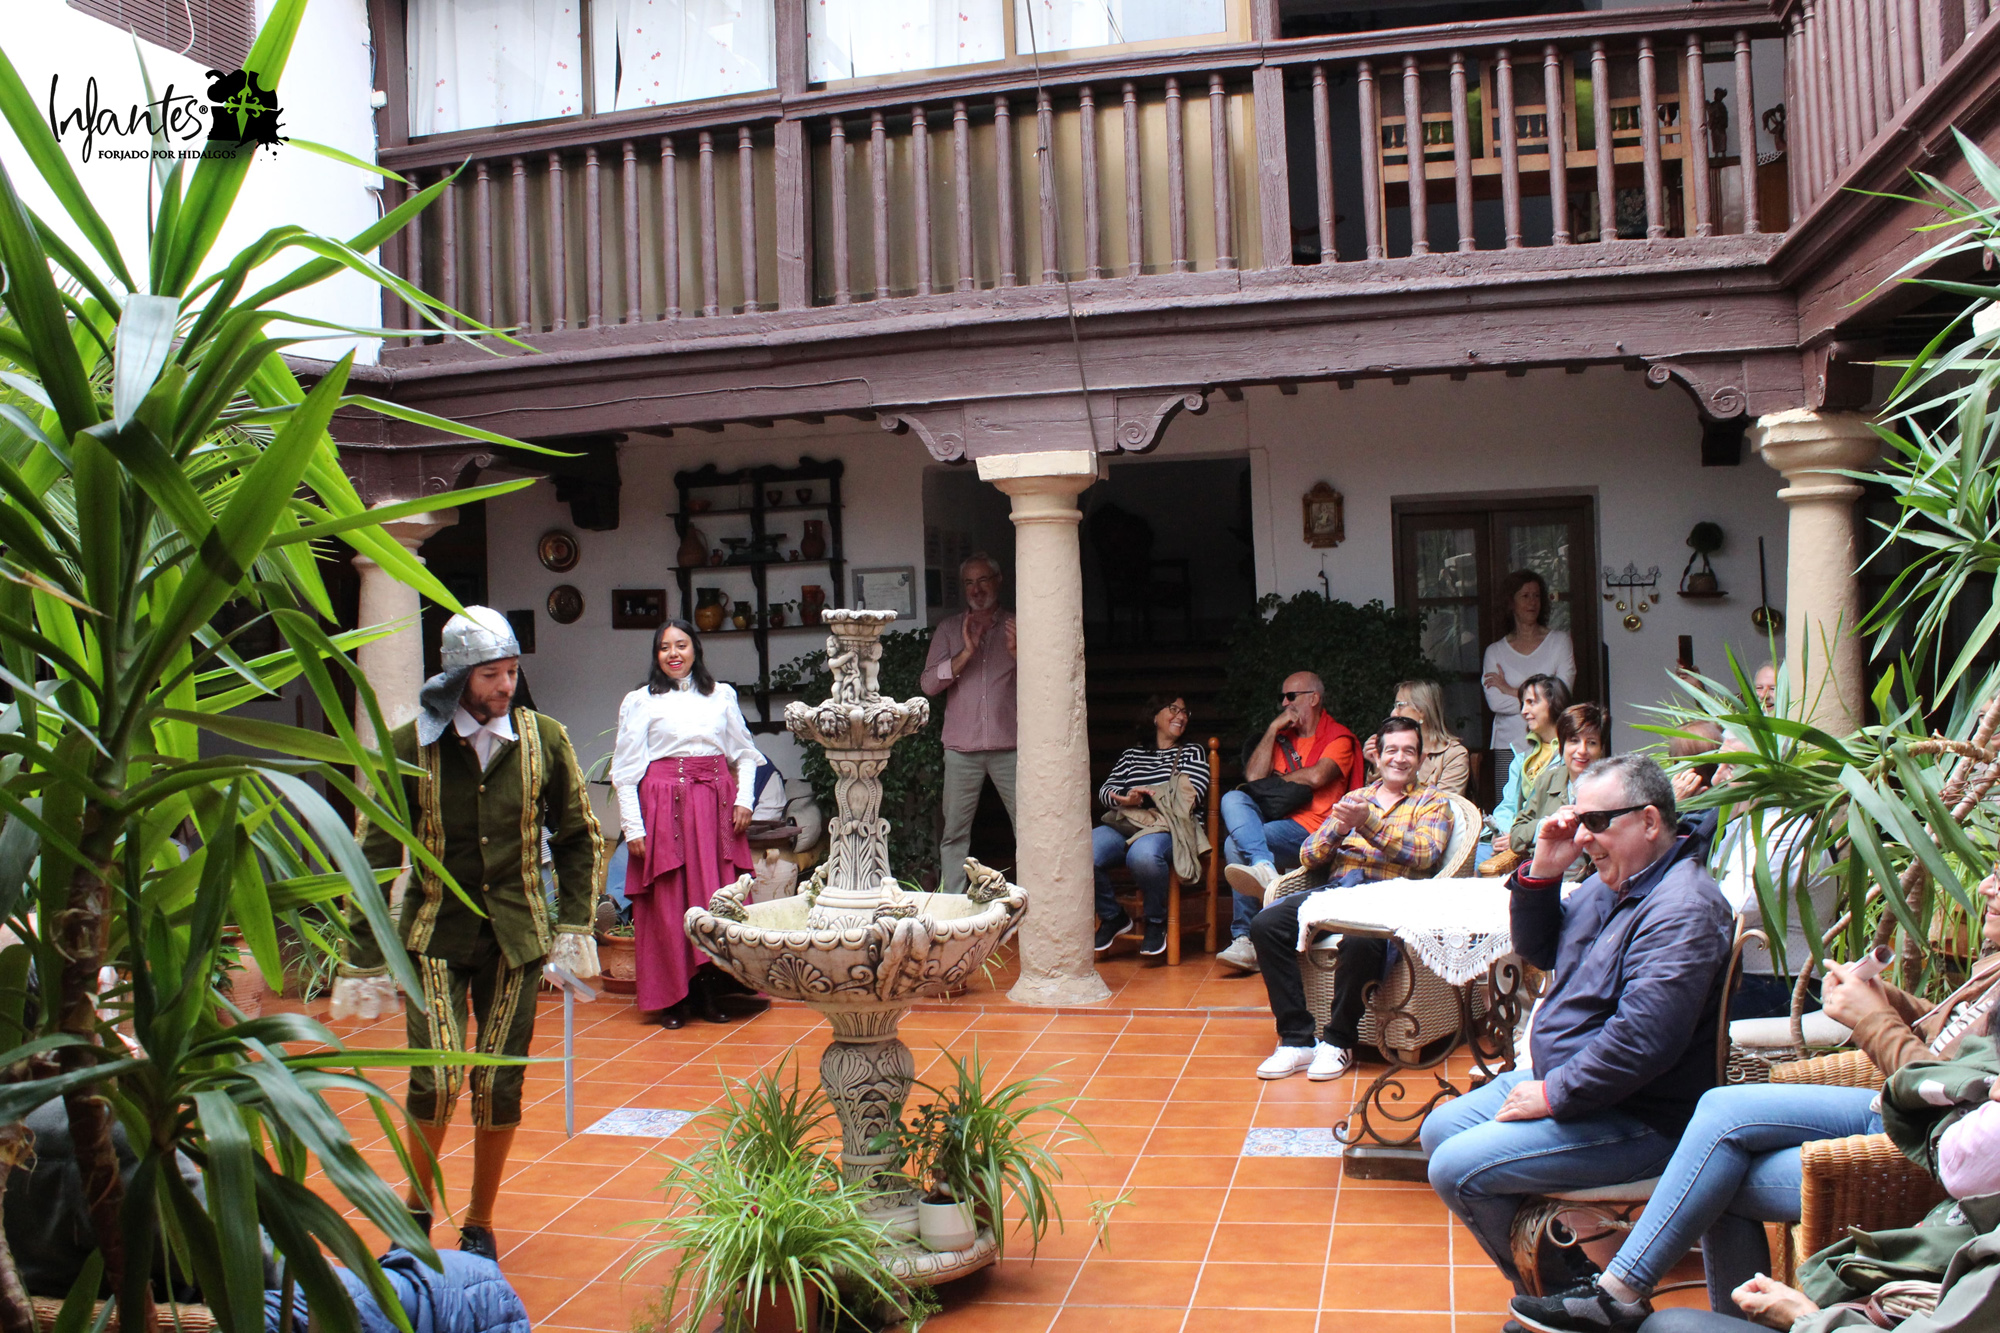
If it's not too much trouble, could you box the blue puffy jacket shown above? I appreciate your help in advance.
[264,1249,530,1333]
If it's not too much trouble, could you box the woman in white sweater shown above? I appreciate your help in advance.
[610,620,760,1026]
[1481,569,1577,755]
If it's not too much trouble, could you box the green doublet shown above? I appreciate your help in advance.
[352,708,604,970]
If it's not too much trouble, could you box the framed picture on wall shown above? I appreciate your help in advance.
[853,566,917,620]
[611,588,666,630]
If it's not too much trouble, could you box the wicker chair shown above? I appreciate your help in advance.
[1764,1049,1949,1286]
[29,1299,218,1333]
[1108,736,1222,965]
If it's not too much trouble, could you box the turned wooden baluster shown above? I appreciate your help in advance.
[995,95,1018,287]
[1311,65,1336,262]
[439,171,459,327]
[912,105,934,296]
[828,119,850,304]
[1037,90,1059,283]
[660,136,681,319]
[1544,45,1570,245]
[1831,0,1855,170]
[1591,41,1615,242]
[509,158,530,328]
[870,110,891,299]
[1683,35,1713,238]
[1496,47,1523,249]
[738,126,759,312]
[546,152,566,329]
[1165,76,1190,272]
[1358,59,1384,259]
[1868,0,1892,132]
[1637,37,1665,239]
[1122,82,1143,275]
[1209,73,1235,269]
[622,141,641,321]
[1734,31,1760,234]
[402,174,422,333]
[953,101,975,290]
[1893,0,1922,108]
[698,130,720,317]
[1449,52,1474,251]
[1401,56,1428,255]
[473,160,494,329]
[1080,85,1104,279]
[583,146,603,327]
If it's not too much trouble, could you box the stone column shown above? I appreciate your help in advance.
[352,508,457,750]
[977,451,1112,1007]
[1751,409,1880,732]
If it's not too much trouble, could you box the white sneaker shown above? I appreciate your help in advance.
[1308,1042,1354,1081]
[1216,936,1261,972]
[1257,1045,1316,1079]
[1224,861,1280,899]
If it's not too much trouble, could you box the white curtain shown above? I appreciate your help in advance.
[407,0,584,135]
[592,0,775,111]
[1015,0,1225,53]
[807,0,1005,82]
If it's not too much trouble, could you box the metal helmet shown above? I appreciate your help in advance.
[439,606,520,672]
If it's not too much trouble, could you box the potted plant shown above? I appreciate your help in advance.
[874,1047,1092,1257]
[595,922,638,995]
[636,1063,908,1333]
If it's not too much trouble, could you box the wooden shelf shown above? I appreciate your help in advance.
[679,502,831,519]
[679,558,838,573]
[1676,589,1729,600]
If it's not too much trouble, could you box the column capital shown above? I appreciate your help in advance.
[976,450,1100,495]
[1751,408,1880,502]
[371,505,459,555]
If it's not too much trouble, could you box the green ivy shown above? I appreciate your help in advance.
[1217,593,1438,754]
[770,628,946,884]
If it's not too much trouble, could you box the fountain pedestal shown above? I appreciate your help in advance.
[684,610,1027,1285]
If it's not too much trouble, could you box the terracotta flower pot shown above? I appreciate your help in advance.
[595,931,637,995]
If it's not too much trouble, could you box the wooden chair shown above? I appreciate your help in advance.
[1110,736,1221,965]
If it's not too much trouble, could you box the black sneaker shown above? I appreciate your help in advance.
[458,1224,499,1262]
[1509,1281,1650,1333]
[1094,911,1132,952]
[1139,921,1168,957]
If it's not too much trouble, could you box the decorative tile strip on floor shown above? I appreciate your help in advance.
[581,1108,698,1136]
[1240,1127,1345,1157]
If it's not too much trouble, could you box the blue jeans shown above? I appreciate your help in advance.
[1421,1069,1676,1291]
[1092,826,1174,924]
[1605,1083,1880,1310]
[1219,789,1310,940]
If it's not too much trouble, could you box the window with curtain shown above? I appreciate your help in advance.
[806,0,1005,82]
[407,0,584,135]
[591,0,775,111]
[1015,0,1226,53]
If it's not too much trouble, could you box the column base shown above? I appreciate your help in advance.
[1007,971,1113,1007]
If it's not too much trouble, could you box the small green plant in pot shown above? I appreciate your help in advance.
[874,1046,1092,1257]
[635,1062,906,1333]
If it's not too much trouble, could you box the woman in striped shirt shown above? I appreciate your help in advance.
[1093,694,1211,958]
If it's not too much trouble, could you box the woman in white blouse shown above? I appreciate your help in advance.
[1481,569,1577,756]
[611,620,760,1026]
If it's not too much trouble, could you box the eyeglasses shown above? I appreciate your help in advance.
[1280,690,1317,702]
[1576,803,1652,834]
[1161,703,1189,716]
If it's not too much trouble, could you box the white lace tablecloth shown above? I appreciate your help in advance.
[1293,877,1515,987]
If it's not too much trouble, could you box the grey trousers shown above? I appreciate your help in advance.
[939,748,1017,894]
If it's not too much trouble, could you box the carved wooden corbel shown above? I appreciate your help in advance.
[338,443,496,506]
[881,388,1207,460]
[878,406,968,462]
[1642,353,1808,421]
[1111,389,1209,453]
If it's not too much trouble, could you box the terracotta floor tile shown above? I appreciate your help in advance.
[1167,1075,1259,1102]
[1090,1219,1215,1263]
[490,1191,605,1233]
[1070,1257,1201,1307]
[495,1273,585,1323]
[1452,1264,1518,1313]
[1154,1101,1257,1128]
[1113,1033,1204,1055]
[1219,1188,1337,1227]
[1259,1076,1353,1104]
[1118,1185,1230,1224]
[1084,1075,1181,1102]
[975,1258,1084,1304]
[1232,1157,1343,1189]
[1251,1102,1340,1127]
[917,1301,1060,1332]
[1072,1097,1173,1126]
[1192,1261,1326,1309]
[1321,1264,1453,1311]
[1143,1126,1243,1155]
[1316,1313,1453,1333]
[546,1275,668,1329]
[1185,1310,1317,1333]
[500,1231,638,1281]
[1326,1225,1453,1266]
[1083,1124,1157,1155]
[542,1134,662,1165]
[1125,1154,1238,1188]
[542,1197,660,1239]
[1063,1153,1137,1188]
[1047,1306,1177,1333]
[1206,1222,1331,1265]
[1094,1053,1189,1078]
[1333,1188,1452,1226]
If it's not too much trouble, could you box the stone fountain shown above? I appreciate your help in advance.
[684,609,1027,1283]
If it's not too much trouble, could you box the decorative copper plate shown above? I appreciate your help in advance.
[547,584,584,624]
[538,530,580,573]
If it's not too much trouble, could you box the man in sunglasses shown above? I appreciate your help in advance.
[1420,753,1734,1296]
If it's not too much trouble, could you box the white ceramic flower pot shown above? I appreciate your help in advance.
[916,1197,977,1253]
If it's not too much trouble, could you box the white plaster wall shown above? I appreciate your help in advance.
[2,0,383,361]
[1146,368,1792,755]
[483,427,933,808]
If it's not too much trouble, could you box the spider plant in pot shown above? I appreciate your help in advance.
[874,1046,1092,1256]
[635,1062,908,1332]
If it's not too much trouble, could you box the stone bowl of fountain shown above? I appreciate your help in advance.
[685,608,1026,1284]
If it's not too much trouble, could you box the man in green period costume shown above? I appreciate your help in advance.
[331,606,605,1261]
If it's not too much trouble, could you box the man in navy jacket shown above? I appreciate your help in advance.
[1420,754,1734,1293]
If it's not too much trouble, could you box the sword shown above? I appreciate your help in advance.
[543,964,598,1136]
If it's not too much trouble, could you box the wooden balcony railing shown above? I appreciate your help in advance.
[365,1,1992,344]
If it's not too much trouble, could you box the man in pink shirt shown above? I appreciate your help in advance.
[920,553,1018,894]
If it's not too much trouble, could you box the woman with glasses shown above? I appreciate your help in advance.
[1364,678,1471,795]
[1093,694,1210,959]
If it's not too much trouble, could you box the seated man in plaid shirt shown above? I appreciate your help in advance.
[1245,714,1454,1082]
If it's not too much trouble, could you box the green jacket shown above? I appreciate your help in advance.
[349,708,605,971]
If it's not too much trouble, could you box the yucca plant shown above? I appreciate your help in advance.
[1651,131,2000,995]
[0,3,550,1332]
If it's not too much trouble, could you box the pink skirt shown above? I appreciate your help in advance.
[629,754,752,1011]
